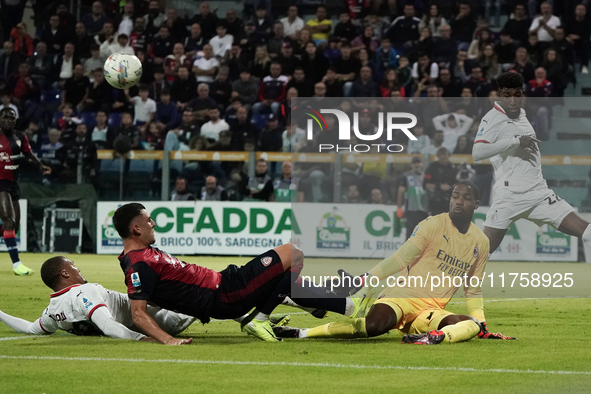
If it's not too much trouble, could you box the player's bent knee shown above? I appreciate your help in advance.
[365,304,398,337]
[273,243,304,271]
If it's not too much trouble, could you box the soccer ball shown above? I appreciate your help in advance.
[103,52,143,89]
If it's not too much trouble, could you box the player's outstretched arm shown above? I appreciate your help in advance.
[89,306,147,341]
[0,309,51,335]
[473,136,521,162]
[130,299,192,345]
[23,151,51,175]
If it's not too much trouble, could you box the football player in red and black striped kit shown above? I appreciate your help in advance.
[113,203,363,344]
[0,108,51,276]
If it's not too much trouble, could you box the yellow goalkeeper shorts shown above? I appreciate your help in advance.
[373,296,454,334]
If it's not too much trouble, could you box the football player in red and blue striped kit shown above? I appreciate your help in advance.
[0,107,51,276]
[113,203,362,344]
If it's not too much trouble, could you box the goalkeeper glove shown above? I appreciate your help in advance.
[477,322,517,340]
[333,269,370,297]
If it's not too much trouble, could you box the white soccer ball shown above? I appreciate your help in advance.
[103,52,143,89]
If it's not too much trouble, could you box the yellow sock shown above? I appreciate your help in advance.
[441,320,480,343]
[304,318,368,339]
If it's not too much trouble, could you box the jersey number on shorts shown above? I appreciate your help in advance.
[545,195,562,205]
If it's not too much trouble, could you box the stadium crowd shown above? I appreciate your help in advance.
[0,0,588,204]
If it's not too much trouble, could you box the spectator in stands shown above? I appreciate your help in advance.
[231,68,258,110]
[55,43,80,87]
[436,67,462,97]
[365,13,389,42]
[91,111,115,149]
[27,42,53,89]
[250,45,272,80]
[479,44,502,80]
[165,8,186,42]
[342,184,364,203]
[333,12,358,43]
[463,66,492,97]
[58,123,97,183]
[286,67,314,97]
[258,114,283,152]
[276,42,300,78]
[406,123,429,154]
[333,43,361,95]
[184,23,205,58]
[42,14,68,55]
[193,44,220,83]
[541,48,567,97]
[252,5,273,36]
[24,120,42,151]
[55,102,81,144]
[281,6,305,40]
[245,159,273,201]
[510,46,535,82]
[115,112,141,150]
[94,21,115,48]
[105,34,135,59]
[142,61,163,96]
[164,43,190,82]
[503,3,531,45]
[230,105,259,147]
[468,27,493,59]
[201,106,230,142]
[10,22,33,59]
[1,41,21,89]
[0,91,18,120]
[164,109,199,151]
[125,84,156,132]
[282,120,306,152]
[432,112,473,152]
[187,83,217,123]
[301,42,329,84]
[171,175,195,201]
[170,66,197,111]
[370,188,389,204]
[412,52,439,91]
[450,1,477,50]
[209,67,232,108]
[566,4,591,74]
[72,23,93,61]
[321,67,343,97]
[116,1,135,37]
[432,24,457,67]
[82,1,107,36]
[526,67,552,140]
[201,175,229,201]
[408,27,434,64]
[6,62,39,108]
[551,27,575,68]
[143,121,165,150]
[253,62,287,115]
[272,161,294,202]
[210,22,233,59]
[130,17,151,54]
[351,26,379,56]
[423,147,456,215]
[61,64,89,109]
[144,0,166,38]
[83,45,102,78]
[529,2,560,45]
[453,135,472,154]
[397,155,429,240]
[39,128,64,178]
[374,38,399,80]
[80,68,111,112]
[153,88,178,132]
[351,66,380,97]
[420,3,449,38]
[386,4,421,51]
[268,22,287,59]
[238,21,266,61]
[423,129,445,155]
[224,9,243,39]
[306,6,332,45]
[151,25,174,65]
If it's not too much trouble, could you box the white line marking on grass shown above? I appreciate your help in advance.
[0,355,588,375]
[0,336,38,341]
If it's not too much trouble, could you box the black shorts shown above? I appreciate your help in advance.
[209,249,286,320]
[0,180,20,201]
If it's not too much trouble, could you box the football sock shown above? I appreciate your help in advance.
[253,312,269,321]
[440,320,480,343]
[582,225,591,247]
[258,270,294,316]
[4,230,21,268]
[233,314,249,324]
[303,318,368,339]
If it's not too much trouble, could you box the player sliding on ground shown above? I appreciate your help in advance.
[274,181,516,344]
[473,71,591,254]
[0,256,196,340]
[112,203,365,344]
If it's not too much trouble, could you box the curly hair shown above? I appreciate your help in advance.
[496,71,524,89]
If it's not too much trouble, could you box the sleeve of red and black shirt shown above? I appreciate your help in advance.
[20,132,32,155]
[125,260,161,301]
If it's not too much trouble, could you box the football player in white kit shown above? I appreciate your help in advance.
[0,256,196,341]
[473,72,591,254]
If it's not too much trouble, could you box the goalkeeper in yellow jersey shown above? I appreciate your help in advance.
[275,181,516,344]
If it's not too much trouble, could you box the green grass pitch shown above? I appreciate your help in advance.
[0,253,590,394]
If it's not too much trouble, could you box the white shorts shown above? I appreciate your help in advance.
[484,187,574,230]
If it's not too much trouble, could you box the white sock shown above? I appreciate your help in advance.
[582,225,591,247]
[344,297,355,317]
[254,312,269,321]
[298,329,308,338]
[233,314,249,324]
[12,262,21,269]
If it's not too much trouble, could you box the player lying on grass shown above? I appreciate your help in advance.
[112,203,366,344]
[274,181,516,344]
[0,256,196,341]
[473,71,591,254]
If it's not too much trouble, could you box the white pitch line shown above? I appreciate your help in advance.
[0,355,588,375]
[0,335,38,341]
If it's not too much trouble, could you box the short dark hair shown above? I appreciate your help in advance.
[41,256,68,289]
[497,71,524,89]
[113,203,146,239]
[454,180,480,201]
